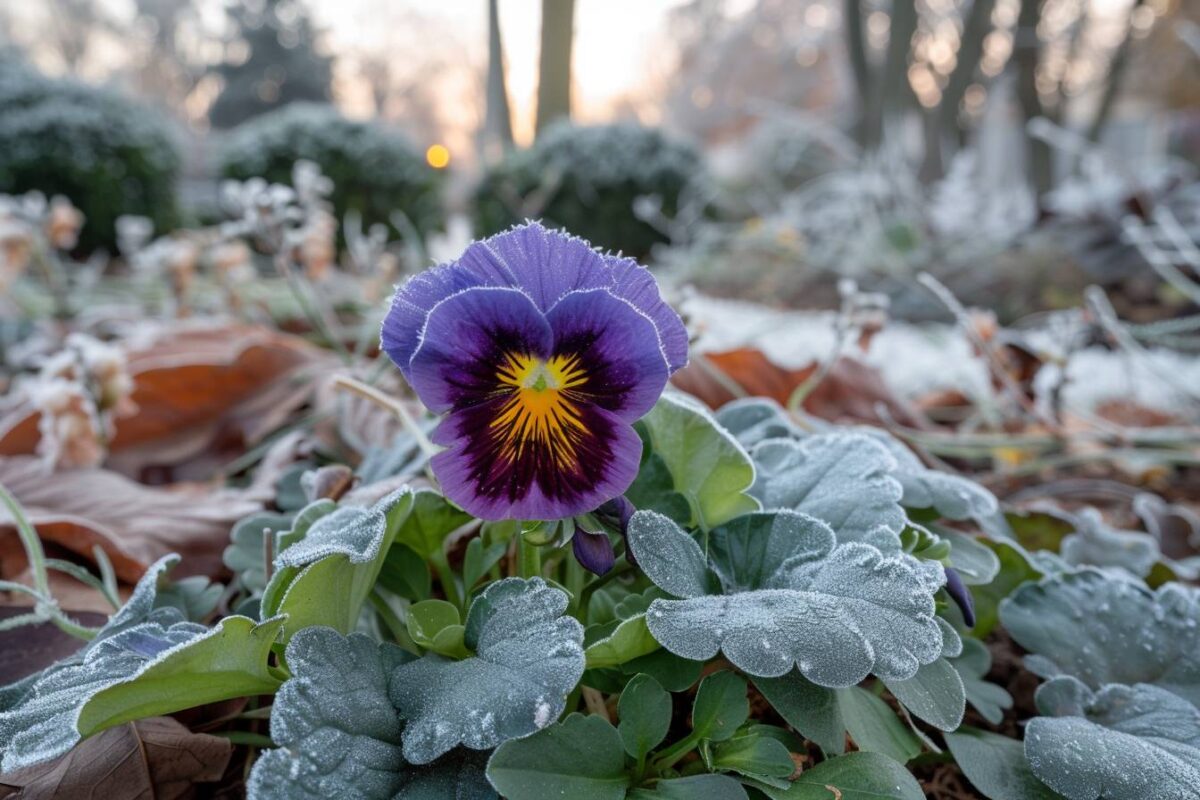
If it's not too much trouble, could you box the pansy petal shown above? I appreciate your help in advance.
[432,401,643,521]
[380,263,482,375]
[480,222,613,310]
[407,287,553,414]
[573,530,616,575]
[546,289,671,421]
[605,255,689,373]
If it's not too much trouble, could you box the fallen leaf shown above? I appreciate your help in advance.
[0,608,108,685]
[671,348,923,426]
[0,455,261,582]
[0,717,232,799]
[0,323,333,483]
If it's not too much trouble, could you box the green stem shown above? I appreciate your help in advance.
[214,731,277,748]
[651,731,703,773]
[430,551,463,612]
[368,591,420,654]
[0,482,49,596]
[517,535,543,579]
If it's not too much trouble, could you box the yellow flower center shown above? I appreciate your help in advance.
[492,353,588,468]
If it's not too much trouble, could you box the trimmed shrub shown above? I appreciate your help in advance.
[472,122,705,259]
[218,103,444,237]
[0,66,181,252]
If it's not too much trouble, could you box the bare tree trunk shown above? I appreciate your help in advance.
[484,0,514,160]
[939,0,996,144]
[843,0,874,148]
[1086,0,1146,143]
[535,0,575,138]
[869,0,918,148]
[1013,0,1052,196]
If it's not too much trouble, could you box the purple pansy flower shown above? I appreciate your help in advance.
[381,222,688,521]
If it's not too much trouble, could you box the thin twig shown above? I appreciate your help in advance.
[331,374,438,458]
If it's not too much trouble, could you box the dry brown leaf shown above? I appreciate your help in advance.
[671,348,923,426]
[0,456,261,582]
[0,324,334,483]
[0,717,232,800]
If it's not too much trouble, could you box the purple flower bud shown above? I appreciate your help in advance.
[572,529,616,576]
[943,566,975,628]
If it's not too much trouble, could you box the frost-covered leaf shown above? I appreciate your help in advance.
[389,578,585,764]
[970,537,1046,637]
[714,398,803,448]
[944,727,1063,800]
[1001,569,1200,707]
[0,555,208,771]
[485,713,629,800]
[392,489,473,560]
[77,615,285,736]
[1060,508,1161,578]
[1025,677,1200,800]
[949,638,1013,725]
[636,393,759,530]
[882,657,966,731]
[0,619,204,772]
[629,510,946,684]
[749,434,905,546]
[938,528,1001,586]
[748,751,925,800]
[854,428,1000,524]
[246,627,414,799]
[269,489,416,638]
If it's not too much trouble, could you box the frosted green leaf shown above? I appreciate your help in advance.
[276,488,413,568]
[949,638,1013,725]
[485,713,628,800]
[389,578,585,764]
[1001,569,1200,707]
[944,728,1063,800]
[631,510,947,684]
[882,657,966,731]
[1060,508,1161,578]
[750,434,905,546]
[714,397,803,448]
[246,627,419,800]
[748,751,925,800]
[0,554,205,771]
[853,427,1000,524]
[224,510,294,593]
[0,618,203,771]
[637,392,760,530]
[1025,677,1200,800]
[625,511,714,599]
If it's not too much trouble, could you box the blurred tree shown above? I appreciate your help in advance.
[535,0,575,138]
[484,0,515,160]
[208,0,333,129]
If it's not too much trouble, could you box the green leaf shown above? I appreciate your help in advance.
[77,615,285,736]
[486,713,630,800]
[749,752,925,799]
[972,538,1044,637]
[246,627,491,800]
[379,542,432,601]
[618,674,672,760]
[407,600,462,644]
[630,511,948,685]
[629,775,749,799]
[224,510,294,593]
[637,393,760,530]
[1025,677,1200,800]
[750,434,905,546]
[715,397,803,448]
[692,671,750,743]
[752,671,847,756]
[949,638,1012,726]
[272,488,415,639]
[621,650,704,692]
[882,657,966,732]
[586,615,660,669]
[395,489,473,559]
[944,727,1063,800]
[463,538,507,593]
[838,686,923,763]
[709,734,795,779]
[938,527,1002,586]
[389,578,586,764]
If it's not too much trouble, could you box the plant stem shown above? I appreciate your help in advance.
[517,534,542,579]
[430,550,463,611]
[274,253,352,363]
[652,731,703,773]
[331,374,438,459]
[368,591,420,654]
